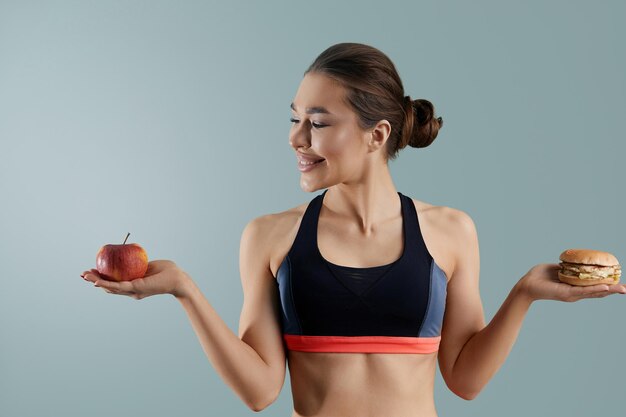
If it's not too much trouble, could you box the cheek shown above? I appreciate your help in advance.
[320,144,343,160]
[320,129,362,158]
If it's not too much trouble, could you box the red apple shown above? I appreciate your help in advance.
[96,233,148,282]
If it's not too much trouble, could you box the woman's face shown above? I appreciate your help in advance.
[289,72,375,193]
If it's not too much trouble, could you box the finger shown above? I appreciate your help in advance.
[90,268,103,277]
[94,279,123,291]
[572,288,626,301]
[581,291,613,299]
[570,283,625,294]
[607,284,626,294]
[94,279,139,297]
[95,282,129,296]
[82,270,104,283]
[82,273,99,284]
[572,284,610,296]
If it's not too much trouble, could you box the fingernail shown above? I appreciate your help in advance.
[80,274,85,278]
[94,281,100,287]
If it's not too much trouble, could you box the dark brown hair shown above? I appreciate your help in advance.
[305,42,443,161]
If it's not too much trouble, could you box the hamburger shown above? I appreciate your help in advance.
[558,248,621,286]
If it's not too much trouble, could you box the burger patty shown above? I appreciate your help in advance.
[560,262,622,279]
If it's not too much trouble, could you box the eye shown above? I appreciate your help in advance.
[289,118,326,129]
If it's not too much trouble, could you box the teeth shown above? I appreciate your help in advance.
[299,159,324,165]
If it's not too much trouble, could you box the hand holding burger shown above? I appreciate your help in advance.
[558,249,621,286]
[517,249,625,303]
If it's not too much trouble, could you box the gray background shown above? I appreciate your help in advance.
[1,1,624,416]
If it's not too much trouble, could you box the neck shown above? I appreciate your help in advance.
[324,164,400,235]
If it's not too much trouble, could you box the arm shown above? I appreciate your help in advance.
[437,209,531,401]
[176,216,286,411]
[437,210,623,400]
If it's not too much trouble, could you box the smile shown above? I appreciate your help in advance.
[297,158,325,172]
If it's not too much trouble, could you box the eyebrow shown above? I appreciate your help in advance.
[290,102,332,115]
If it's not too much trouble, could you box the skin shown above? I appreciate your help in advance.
[81,72,626,416]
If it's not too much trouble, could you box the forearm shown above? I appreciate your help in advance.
[450,282,533,399]
[174,274,274,410]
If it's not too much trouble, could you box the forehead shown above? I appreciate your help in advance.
[291,72,350,115]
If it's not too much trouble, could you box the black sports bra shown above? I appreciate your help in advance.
[275,189,448,353]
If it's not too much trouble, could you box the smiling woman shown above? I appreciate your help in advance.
[286,43,444,195]
[80,42,626,417]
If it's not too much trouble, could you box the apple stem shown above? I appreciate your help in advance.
[123,232,130,245]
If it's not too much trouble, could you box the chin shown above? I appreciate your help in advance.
[300,181,327,193]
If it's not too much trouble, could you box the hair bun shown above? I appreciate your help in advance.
[408,98,443,149]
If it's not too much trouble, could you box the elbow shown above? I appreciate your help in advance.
[248,398,268,412]
[248,396,275,412]
[456,389,479,401]
[451,383,482,401]
[248,402,265,413]
[246,363,285,412]
[446,378,482,401]
[248,386,280,412]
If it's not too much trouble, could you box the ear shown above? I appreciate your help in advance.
[367,119,391,152]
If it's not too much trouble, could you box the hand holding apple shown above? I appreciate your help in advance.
[96,233,148,282]
[82,233,193,299]
[81,259,191,300]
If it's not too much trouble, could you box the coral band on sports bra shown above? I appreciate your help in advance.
[283,335,441,354]
[275,189,448,354]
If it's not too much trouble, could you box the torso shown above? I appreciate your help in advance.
[268,195,456,417]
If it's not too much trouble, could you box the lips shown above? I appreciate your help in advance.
[297,152,325,163]
[297,155,326,172]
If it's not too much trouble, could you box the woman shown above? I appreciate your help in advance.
[80,42,626,417]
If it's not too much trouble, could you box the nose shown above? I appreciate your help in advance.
[288,120,311,151]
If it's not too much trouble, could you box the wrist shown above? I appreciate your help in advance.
[172,271,197,300]
[512,277,535,307]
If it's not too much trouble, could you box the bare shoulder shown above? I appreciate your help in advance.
[412,198,475,231]
[410,198,477,281]
[244,201,309,278]
[248,202,308,236]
